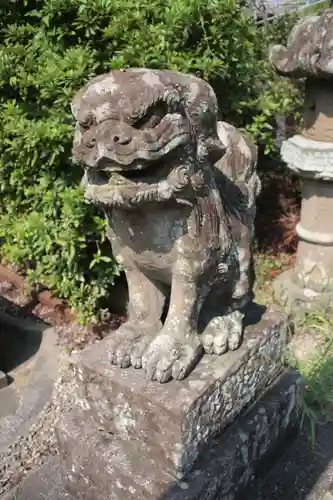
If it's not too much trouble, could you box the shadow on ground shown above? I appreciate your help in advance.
[0,296,47,373]
[246,422,333,500]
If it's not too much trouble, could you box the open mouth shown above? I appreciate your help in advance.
[94,159,159,186]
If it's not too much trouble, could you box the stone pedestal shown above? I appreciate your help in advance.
[56,307,302,500]
[274,135,333,310]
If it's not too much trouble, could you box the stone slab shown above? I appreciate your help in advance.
[58,307,286,480]
[58,370,302,500]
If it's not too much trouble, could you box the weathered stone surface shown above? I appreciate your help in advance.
[1,456,74,500]
[274,268,333,313]
[322,494,333,500]
[56,307,291,499]
[71,68,261,382]
[281,135,333,181]
[280,137,333,295]
[269,10,333,80]
[57,368,301,500]
[161,371,302,500]
[270,10,333,142]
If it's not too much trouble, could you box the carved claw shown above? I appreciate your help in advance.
[201,310,244,355]
[106,322,161,369]
[142,331,203,383]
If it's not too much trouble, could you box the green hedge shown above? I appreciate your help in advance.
[0,0,302,321]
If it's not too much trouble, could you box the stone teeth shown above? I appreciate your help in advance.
[108,173,135,185]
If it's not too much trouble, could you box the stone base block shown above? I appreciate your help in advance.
[274,269,333,313]
[58,371,302,500]
[56,307,298,500]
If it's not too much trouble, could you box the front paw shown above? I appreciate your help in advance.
[106,322,160,369]
[202,310,244,355]
[142,330,203,383]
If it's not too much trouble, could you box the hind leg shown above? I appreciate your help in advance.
[200,231,253,356]
[229,210,256,305]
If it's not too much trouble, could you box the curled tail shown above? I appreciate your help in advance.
[214,121,261,305]
[214,121,261,232]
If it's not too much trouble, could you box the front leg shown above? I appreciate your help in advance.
[142,263,206,383]
[106,226,167,369]
[107,266,167,369]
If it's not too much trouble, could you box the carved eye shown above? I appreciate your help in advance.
[85,137,96,149]
[80,113,95,130]
[132,102,168,130]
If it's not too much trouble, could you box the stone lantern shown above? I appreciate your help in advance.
[270,10,333,310]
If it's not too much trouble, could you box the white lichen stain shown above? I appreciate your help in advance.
[142,71,162,87]
[95,102,112,122]
[114,402,136,434]
[116,479,125,489]
[188,379,206,391]
[187,82,200,103]
[157,180,173,201]
[86,78,119,98]
[115,254,124,264]
[303,287,319,298]
[79,399,91,411]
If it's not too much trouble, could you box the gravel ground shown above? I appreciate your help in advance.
[0,353,76,498]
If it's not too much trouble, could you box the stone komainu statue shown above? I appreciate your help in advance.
[71,69,261,383]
